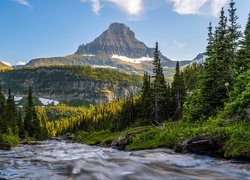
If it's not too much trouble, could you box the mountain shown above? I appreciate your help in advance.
[0,66,142,106]
[26,23,191,74]
[76,23,154,58]
[187,53,206,66]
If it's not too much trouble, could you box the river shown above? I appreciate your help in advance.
[0,140,249,180]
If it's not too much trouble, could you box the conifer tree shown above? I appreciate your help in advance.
[171,61,186,119]
[237,13,250,73]
[0,86,6,132]
[24,86,42,138]
[5,89,18,134]
[228,0,241,74]
[152,42,168,122]
[141,72,152,119]
[17,108,25,138]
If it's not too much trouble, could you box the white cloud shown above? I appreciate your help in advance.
[174,40,187,48]
[90,0,102,15]
[81,0,144,17]
[13,0,32,8]
[107,0,143,16]
[166,0,228,16]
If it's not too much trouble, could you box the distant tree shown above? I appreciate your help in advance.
[141,72,152,119]
[5,89,18,134]
[17,108,25,138]
[171,61,186,119]
[24,86,42,139]
[0,86,6,132]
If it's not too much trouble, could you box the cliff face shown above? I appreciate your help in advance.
[76,23,154,58]
[0,66,142,105]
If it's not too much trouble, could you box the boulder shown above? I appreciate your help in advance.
[175,136,224,156]
[186,136,220,155]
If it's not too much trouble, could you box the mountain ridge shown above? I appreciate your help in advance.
[25,22,195,73]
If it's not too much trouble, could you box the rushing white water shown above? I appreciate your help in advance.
[0,140,250,180]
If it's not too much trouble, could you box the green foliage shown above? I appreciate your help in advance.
[74,131,118,145]
[0,66,142,104]
[151,42,169,121]
[224,122,250,158]
[0,133,19,148]
[182,63,201,91]
[24,86,45,139]
[171,61,186,119]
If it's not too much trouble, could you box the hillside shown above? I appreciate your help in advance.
[0,66,142,106]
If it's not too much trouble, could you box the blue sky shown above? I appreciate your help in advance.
[0,0,249,65]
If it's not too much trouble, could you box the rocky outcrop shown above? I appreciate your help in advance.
[76,23,154,58]
[175,135,227,157]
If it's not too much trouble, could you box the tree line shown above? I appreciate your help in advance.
[1,0,249,142]
[184,1,249,120]
[0,87,48,141]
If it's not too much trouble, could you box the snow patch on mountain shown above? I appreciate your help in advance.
[82,54,95,57]
[112,55,153,64]
[16,61,26,66]
[1,61,11,67]
[92,65,117,69]
[183,53,207,67]
[39,98,59,106]
[14,96,23,102]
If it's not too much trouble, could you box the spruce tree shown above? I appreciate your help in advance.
[5,89,18,134]
[217,7,233,84]
[0,86,6,133]
[152,42,168,122]
[237,13,250,73]
[228,0,241,74]
[171,61,186,119]
[141,72,152,119]
[24,86,42,139]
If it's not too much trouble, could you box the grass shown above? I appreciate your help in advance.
[74,117,250,159]
[0,133,20,149]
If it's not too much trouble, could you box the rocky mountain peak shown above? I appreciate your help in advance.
[107,23,135,37]
[75,22,152,58]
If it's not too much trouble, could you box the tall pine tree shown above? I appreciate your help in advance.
[152,42,168,122]
[24,86,42,139]
[5,89,18,134]
[228,0,241,75]
[171,61,186,120]
[141,72,152,119]
[237,13,250,73]
[0,86,6,133]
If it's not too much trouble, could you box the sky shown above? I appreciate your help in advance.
[0,0,249,65]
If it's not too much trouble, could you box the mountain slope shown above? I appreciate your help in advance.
[26,23,191,73]
[0,66,142,106]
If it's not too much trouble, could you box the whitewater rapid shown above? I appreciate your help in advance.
[0,140,249,179]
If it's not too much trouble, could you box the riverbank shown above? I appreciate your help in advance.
[73,117,250,160]
[1,140,250,179]
[0,133,19,150]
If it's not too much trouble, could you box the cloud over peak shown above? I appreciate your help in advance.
[166,0,229,16]
[82,0,144,18]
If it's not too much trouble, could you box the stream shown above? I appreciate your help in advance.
[0,140,250,180]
